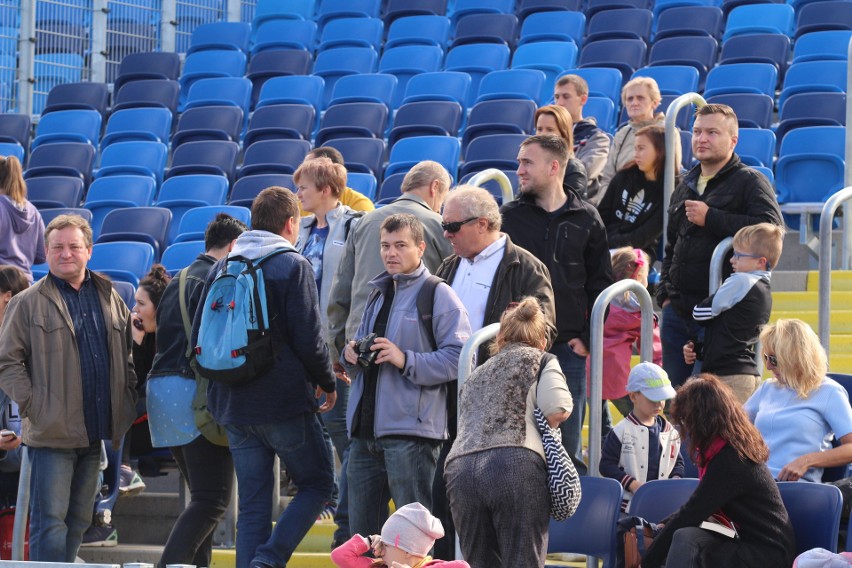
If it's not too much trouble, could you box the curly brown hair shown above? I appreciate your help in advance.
[671,374,768,466]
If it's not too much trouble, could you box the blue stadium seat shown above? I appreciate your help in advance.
[451,13,518,48]
[171,106,243,149]
[461,99,537,154]
[27,177,84,209]
[42,81,109,117]
[579,38,647,85]
[182,77,252,120]
[30,109,101,151]
[379,45,445,109]
[24,142,96,188]
[475,69,548,105]
[449,0,515,28]
[459,133,527,179]
[111,280,136,309]
[256,75,325,111]
[776,93,846,150]
[377,172,407,204]
[632,65,699,95]
[444,43,512,107]
[101,108,173,148]
[89,242,156,287]
[238,139,312,178]
[39,207,93,227]
[384,0,448,29]
[178,50,247,108]
[156,175,230,244]
[795,1,852,38]
[585,0,650,19]
[775,126,846,203]
[187,22,251,54]
[388,101,463,148]
[247,50,314,110]
[0,114,31,150]
[229,174,296,208]
[723,3,795,41]
[584,96,618,133]
[778,482,843,556]
[705,93,774,129]
[251,0,314,27]
[793,30,852,63]
[315,102,389,147]
[734,128,776,167]
[652,0,715,21]
[34,58,85,115]
[318,17,383,51]
[96,207,172,261]
[511,41,579,103]
[386,136,460,180]
[173,206,251,244]
[84,176,157,239]
[402,71,472,107]
[777,61,847,110]
[556,67,623,102]
[385,15,452,50]
[111,79,180,115]
[517,11,585,46]
[167,141,241,184]
[95,141,168,187]
[243,104,316,147]
[517,0,583,22]
[548,477,622,568]
[719,33,790,78]
[648,36,718,89]
[628,478,698,521]
[752,165,774,185]
[701,62,777,99]
[347,172,378,201]
[314,47,379,109]
[653,6,724,40]
[328,73,398,109]
[0,142,23,163]
[324,137,386,178]
[250,19,317,54]
[586,8,653,44]
[315,0,381,31]
[161,241,206,275]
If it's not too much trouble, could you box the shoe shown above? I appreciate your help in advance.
[118,464,146,497]
[316,502,336,523]
[81,525,118,547]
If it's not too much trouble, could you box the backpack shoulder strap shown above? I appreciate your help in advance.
[343,210,365,241]
[537,352,557,382]
[416,275,444,352]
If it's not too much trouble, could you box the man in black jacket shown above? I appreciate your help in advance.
[657,104,782,387]
[502,135,613,475]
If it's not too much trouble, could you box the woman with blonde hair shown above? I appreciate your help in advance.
[534,104,588,200]
[744,318,852,482]
[445,297,573,567]
[0,156,45,282]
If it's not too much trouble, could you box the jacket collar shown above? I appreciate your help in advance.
[516,186,586,213]
[683,154,742,192]
[299,202,347,230]
[369,262,430,293]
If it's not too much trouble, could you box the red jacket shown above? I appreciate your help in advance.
[331,536,471,568]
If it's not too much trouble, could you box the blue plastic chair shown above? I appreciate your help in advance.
[556,67,624,102]
[84,175,158,238]
[314,47,379,109]
[33,55,85,115]
[632,65,699,95]
[171,106,244,149]
[173,206,251,244]
[461,98,537,154]
[96,207,172,261]
[702,63,778,99]
[0,143,23,164]
[654,6,724,40]
[793,30,852,63]
[778,481,843,556]
[385,15,452,50]
[38,207,93,227]
[451,13,518,48]
[377,172,407,204]
[584,0,650,19]
[101,108,173,148]
[347,172,378,202]
[243,104,316,147]
[187,22,251,54]
[475,69,548,105]
[89,242,156,287]
[775,126,846,203]
[318,17,383,51]
[547,477,623,568]
[460,133,527,178]
[776,93,846,150]
[735,128,776,167]
[161,241,206,275]
[652,0,715,21]
[584,96,618,133]
[587,8,653,43]
[450,0,515,27]
[95,141,168,187]
[167,141,241,184]
[41,81,109,117]
[229,174,296,208]
[182,78,252,127]
[24,142,96,188]
[112,280,136,309]
[579,38,647,85]
[246,49,314,110]
[27,177,85,209]
[315,0,381,31]
[648,36,718,89]
[517,0,584,21]
[255,75,325,128]
[251,19,317,54]
[315,102,389,147]
[778,61,847,110]
[388,101,463,148]
[401,72,471,109]
[384,0,449,28]
[795,1,852,38]
[251,0,315,27]
[518,11,585,47]
[328,74,398,109]
[705,93,774,129]
[719,34,790,79]
[385,136,460,180]
[111,79,180,115]
[157,175,230,245]
[324,137,386,178]
[444,43,512,107]
[238,139,312,178]
[751,165,774,185]
[178,50,247,108]
[0,114,31,149]
[379,45,445,109]
[30,110,100,151]
[628,478,699,521]
[511,41,579,103]
[723,4,794,41]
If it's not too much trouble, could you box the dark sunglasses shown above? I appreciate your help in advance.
[763,352,778,367]
[441,216,478,233]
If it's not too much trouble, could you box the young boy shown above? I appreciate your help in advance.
[683,222,784,404]
[599,362,684,511]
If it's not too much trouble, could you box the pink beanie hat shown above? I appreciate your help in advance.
[380,503,445,557]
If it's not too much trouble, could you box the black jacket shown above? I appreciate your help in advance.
[657,155,782,315]
[598,165,664,263]
[563,157,588,201]
[501,189,613,347]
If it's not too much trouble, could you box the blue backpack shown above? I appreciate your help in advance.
[194,249,292,385]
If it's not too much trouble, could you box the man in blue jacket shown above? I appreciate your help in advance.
[342,213,471,539]
[193,187,337,568]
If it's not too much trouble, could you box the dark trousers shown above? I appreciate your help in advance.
[159,435,234,568]
[665,527,736,568]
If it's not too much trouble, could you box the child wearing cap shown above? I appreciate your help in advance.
[599,362,684,511]
[331,502,470,568]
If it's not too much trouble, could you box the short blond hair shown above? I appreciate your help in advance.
[45,214,93,248]
[293,156,346,198]
[621,76,661,107]
[733,223,784,270]
[759,319,827,398]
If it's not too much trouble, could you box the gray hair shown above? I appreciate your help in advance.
[444,185,501,231]
[401,160,451,194]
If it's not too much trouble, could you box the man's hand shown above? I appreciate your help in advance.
[371,337,405,369]
[683,341,697,364]
[316,387,336,413]
[684,200,709,227]
[0,431,20,452]
[343,341,359,365]
[568,338,589,357]
[333,362,351,385]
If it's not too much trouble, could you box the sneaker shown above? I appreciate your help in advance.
[316,502,336,523]
[81,525,118,547]
[118,465,146,497]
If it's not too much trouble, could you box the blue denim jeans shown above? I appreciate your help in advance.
[226,413,334,568]
[661,303,704,388]
[28,443,102,562]
[551,342,588,475]
[347,436,442,537]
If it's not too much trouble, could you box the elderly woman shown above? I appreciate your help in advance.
[445,297,573,568]
[744,318,852,482]
[600,77,664,192]
[534,104,588,200]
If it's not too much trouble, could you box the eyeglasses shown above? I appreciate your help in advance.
[763,352,778,367]
[732,251,764,261]
[441,216,478,233]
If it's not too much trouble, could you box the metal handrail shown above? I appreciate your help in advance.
[12,448,30,560]
[468,169,515,205]
[819,187,852,353]
[709,237,734,295]
[663,93,706,257]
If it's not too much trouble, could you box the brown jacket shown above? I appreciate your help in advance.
[0,271,137,448]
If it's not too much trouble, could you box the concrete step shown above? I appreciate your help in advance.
[769,310,852,333]
[110,492,181,546]
[771,291,852,311]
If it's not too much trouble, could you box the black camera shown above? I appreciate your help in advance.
[355,333,379,368]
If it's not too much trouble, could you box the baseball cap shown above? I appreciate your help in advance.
[626,362,676,402]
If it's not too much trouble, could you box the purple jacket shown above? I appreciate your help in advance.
[0,196,45,282]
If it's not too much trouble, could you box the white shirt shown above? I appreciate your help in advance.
[450,235,506,331]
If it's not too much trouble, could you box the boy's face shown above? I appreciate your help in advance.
[629,391,666,421]
[730,246,767,273]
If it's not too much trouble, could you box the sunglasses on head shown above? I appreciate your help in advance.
[763,352,778,367]
[441,216,478,233]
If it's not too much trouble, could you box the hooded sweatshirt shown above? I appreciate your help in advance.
[0,196,46,282]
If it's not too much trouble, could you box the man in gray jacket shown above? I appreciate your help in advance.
[341,214,471,539]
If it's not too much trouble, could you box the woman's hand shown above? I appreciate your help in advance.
[778,455,813,481]
[131,313,145,345]
[546,410,570,429]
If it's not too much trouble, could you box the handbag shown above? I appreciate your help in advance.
[617,516,662,568]
[533,353,582,521]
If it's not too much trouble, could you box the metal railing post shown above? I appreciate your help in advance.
[709,237,733,295]
[12,447,30,560]
[663,93,706,258]
[819,187,852,353]
[17,0,35,115]
[842,37,852,269]
[467,169,515,205]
